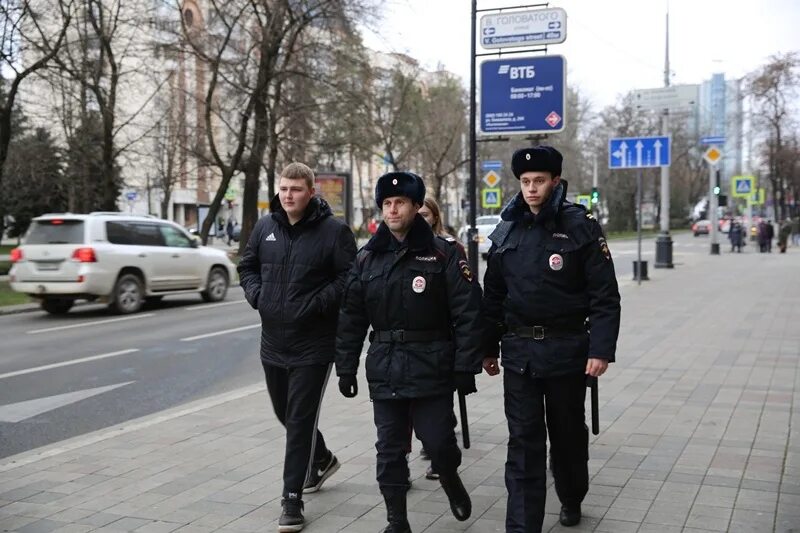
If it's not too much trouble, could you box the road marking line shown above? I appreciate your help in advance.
[0,349,139,380]
[180,324,260,341]
[184,300,248,312]
[0,384,264,471]
[27,314,156,334]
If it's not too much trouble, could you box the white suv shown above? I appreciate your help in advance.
[9,212,237,314]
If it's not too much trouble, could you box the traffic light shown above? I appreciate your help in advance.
[713,170,721,195]
[591,187,599,204]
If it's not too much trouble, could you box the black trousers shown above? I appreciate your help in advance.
[504,371,589,533]
[262,361,332,499]
[373,394,461,494]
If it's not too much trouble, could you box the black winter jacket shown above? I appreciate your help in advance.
[336,216,484,400]
[482,180,621,378]
[238,196,357,367]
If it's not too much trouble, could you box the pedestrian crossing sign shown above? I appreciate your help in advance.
[482,188,502,208]
[731,176,755,198]
[575,195,592,208]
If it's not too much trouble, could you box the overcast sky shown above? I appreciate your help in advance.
[360,0,800,109]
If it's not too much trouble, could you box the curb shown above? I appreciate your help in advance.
[0,302,41,316]
[0,282,243,316]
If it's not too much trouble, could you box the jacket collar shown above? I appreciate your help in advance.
[500,179,569,226]
[270,195,332,228]
[365,214,434,252]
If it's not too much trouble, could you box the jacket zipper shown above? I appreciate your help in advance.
[280,231,293,336]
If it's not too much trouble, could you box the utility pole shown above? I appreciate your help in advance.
[655,9,674,268]
[467,0,478,275]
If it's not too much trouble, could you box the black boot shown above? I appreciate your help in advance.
[381,490,411,533]
[559,504,581,526]
[439,471,471,521]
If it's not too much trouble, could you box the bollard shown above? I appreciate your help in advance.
[632,260,649,281]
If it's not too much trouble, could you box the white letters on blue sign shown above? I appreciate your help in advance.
[509,66,536,79]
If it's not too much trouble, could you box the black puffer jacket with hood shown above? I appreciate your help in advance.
[238,195,357,367]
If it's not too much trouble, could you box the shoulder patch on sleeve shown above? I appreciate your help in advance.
[598,236,611,260]
[458,259,474,282]
[585,212,595,220]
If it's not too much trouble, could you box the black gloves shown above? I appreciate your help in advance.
[454,373,477,395]
[339,375,358,398]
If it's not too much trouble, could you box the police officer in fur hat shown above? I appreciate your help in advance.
[336,171,484,533]
[481,146,621,532]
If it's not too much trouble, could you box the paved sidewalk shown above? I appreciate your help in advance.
[1,247,799,532]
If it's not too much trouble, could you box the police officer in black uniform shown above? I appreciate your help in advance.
[336,172,484,533]
[481,146,621,532]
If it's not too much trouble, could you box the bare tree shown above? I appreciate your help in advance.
[184,0,375,248]
[368,62,425,172]
[0,0,71,234]
[418,71,468,202]
[748,52,800,221]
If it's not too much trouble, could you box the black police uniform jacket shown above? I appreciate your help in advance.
[482,180,621,377]
[336,215,484,400]
[237,195,357,367]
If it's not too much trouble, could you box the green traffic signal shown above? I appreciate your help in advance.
[713,186,721,195]
[591,187,599,204]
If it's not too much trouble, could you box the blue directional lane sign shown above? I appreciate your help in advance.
[608,136,671,169]
[480,55,566,135]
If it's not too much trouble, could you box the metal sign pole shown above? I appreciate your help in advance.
[709,163,720,255]
[467,0,478,274]
[637,169,643,285]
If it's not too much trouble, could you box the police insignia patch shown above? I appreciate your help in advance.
[598,237,611,260]
[586,212,595,220]
[458,259,474,282]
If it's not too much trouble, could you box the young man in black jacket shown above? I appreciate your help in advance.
[336,172,484,533]
[482,147,621,532]
[238,162,357,532]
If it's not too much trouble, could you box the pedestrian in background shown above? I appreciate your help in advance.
[729,222,744,253]
[791,216,800,246]
[238,162,357,532]
[336,172,483,533]
[226,218,235,245]
[778,219,791,253]
[758,220,769,253]
[766,219,775,253]
[481,146,621,532]
[413,195,457,481]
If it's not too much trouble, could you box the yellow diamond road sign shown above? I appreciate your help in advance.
[483,170,501,188]
[703,146,722,165]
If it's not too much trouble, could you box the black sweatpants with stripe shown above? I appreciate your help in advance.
[262,361,332,499]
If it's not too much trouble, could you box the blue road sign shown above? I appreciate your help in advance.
[480,56,566,135]
[700,135,726,145]
[732,176,754,196]
[482,160,503,170]
[608,136,671,169]
[126,191,137,201]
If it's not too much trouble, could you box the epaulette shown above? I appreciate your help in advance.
[488,220,515,247]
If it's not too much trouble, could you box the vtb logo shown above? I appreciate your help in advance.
[497,65,536,79]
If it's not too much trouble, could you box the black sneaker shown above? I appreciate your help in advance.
[425,465,439,480]
[279,497,304,532]
[303,452,340,494]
